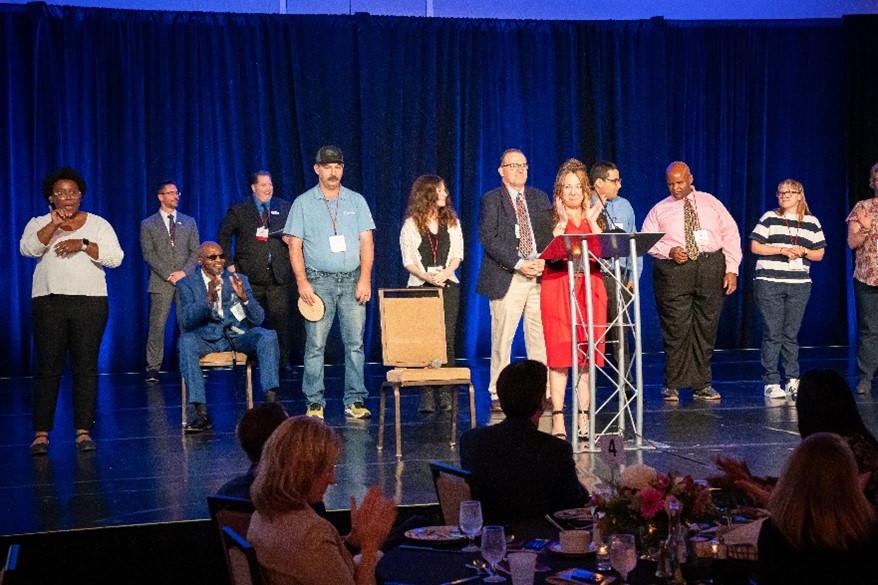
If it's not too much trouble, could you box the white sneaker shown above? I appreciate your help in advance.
[764,384,786,399]
[785,378,799,398]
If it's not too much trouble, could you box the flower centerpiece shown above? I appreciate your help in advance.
[591,464,717,554]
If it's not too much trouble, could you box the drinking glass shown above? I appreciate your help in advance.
[458,500,483,552]
[609,533,637,583]
[481,525,507,583]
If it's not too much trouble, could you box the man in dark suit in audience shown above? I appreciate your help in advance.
[177,241,280,432]
[218,171,295,373]
[459,360,589,523]
[140,179,200,383]
[477,149,553,412]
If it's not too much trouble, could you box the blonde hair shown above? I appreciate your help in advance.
[250,416,341,519]
[552,158,604,230]
[769,433,874,552]
[774,179,810,222]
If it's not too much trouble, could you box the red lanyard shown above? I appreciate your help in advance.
[425,228,440,264]
[323,195,340,235]
[783,216,800,247]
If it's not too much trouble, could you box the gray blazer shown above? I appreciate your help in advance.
[140,211,200,294]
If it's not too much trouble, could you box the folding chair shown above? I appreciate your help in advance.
[181,352,253,427]
[221,526,266,585]
[429,461,472,525]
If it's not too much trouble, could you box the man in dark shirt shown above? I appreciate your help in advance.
[460,360,589,523]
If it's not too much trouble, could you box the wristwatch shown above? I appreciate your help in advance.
[81,238,90,251]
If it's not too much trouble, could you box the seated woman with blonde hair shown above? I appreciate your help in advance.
[248,416,397,585]
[757,432,878,584]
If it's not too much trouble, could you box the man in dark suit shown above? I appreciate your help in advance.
[177,241,280,432]
[460,360,589,524]
[140,180,200,383]
[218,171,295,372]
[477,149,553,411]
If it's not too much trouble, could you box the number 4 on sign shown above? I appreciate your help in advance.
[598,434,625,466]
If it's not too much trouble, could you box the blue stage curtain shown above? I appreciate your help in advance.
[0,3,855,376]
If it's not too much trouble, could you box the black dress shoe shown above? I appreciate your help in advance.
[145,369,159,383]
[76,432,97,452]
[264,389,277,403]
[185,414,213,433]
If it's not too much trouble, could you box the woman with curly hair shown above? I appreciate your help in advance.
[540,159,607,440]
[399,175,464,412]
[19,167,124,455]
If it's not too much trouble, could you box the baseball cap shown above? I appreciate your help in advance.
[315,145,344,165]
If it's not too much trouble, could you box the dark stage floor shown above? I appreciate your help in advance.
[2,347,876,538]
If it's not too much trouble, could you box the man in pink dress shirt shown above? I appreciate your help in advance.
[641,162,742,401]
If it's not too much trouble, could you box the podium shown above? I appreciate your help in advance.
[540,231,662,452]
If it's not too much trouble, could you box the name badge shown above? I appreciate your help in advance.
[694,229,710,247]
[427,265,444,274]
[788,258,805,271]
[329,234,347,253]
[230,301,247,322]
[255,226,269,242]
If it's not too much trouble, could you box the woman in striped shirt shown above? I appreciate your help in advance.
[749,179,826,400]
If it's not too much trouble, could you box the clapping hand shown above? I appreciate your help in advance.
[207,277,220,304]
[347,487,397,553]
[229,272,247,301]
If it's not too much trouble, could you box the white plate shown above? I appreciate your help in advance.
[553,507,594,522]
[548,541,598,556]
[404,525,467,542]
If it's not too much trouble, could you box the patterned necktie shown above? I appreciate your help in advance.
[260,203,269,227]
[168,214,176,246]
[516,193,534,257]
[683,199,699,260]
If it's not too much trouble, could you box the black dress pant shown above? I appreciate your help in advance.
[652,253,725,390]
[250,277,293,367]
[31,295,109,432]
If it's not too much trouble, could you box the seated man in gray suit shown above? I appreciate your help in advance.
[177,241,280,432]
[140,180,200,383]
[459,360,589,523]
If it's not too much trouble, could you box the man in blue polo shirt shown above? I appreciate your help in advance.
[285,145,375,419]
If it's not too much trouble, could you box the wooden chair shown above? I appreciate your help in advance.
[221,526,266,585]
[429,461,472,525]
[1,543,19,585]
[181,352,253,426]
[377,288,476,459]
[207,494,256,579]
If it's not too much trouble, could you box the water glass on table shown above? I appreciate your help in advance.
[609,533,637,584]
[507,551,537,585]
[459,500,483,552]
[481,525,507,583]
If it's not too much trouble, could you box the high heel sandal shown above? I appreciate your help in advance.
[551,410,567,440]
[30,432,49,456]
[75,431,97,453]
[577,409,589,440]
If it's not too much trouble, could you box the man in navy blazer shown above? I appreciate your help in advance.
[477,149,553,411]
[218,171,295,372]
[140,180,200,383]
[460,360,589,523]
[177,241,280,432]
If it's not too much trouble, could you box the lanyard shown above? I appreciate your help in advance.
[322,193,340,235]
[425,227,440,264]
[783,216,800,247]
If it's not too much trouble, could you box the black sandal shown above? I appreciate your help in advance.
[30,433,49,456]
[577,409,589,440]
[551,410,567,440]
[75,431,97,453]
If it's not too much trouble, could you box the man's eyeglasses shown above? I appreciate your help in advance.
[501,163,529,170]
[52,190,81,200]
[602,178,622,184]
[160,190,181,196]
[203,254,225,261]
[777,190,801,198]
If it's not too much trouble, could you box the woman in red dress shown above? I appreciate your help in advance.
[541,159,607,440]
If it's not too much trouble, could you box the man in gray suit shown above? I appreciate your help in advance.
[140,180,200,382]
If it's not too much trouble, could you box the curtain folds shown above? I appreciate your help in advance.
[0,4,860,376]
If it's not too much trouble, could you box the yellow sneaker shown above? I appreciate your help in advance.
[344,402,371,419]
[306,403,324,420]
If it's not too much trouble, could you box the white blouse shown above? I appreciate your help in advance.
[20,212,124,298]
[399,217,464,286]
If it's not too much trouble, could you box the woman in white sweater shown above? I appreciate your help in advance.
[399,175,464,412]
[19,168,123,455]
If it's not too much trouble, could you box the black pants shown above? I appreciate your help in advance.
[652,253,725,390]
[418,281,460,364]
[250,279,293,367]
[31,295,109,432]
